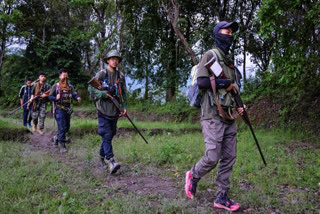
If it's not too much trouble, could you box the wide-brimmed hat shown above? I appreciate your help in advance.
[103,50,122,63]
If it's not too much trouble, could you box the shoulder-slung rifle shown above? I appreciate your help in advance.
[88,77,149,144]
[205,59,267,166]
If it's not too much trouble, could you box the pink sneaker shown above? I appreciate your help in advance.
[185,171,199,199]
[214,192,240,212]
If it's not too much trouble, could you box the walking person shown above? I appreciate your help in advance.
[89,50,127,174]
[19,78,33,128]
[185,21,245,212]
[30,72,50,135]
[49,69,81,153]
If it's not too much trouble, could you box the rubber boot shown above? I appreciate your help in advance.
[52,135,58,148]
[100,157,108,169]
[59,142,68,153]
[108,158,121,174]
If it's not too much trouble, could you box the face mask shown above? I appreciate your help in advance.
[215,33,234,55]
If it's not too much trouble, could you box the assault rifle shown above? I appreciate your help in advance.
[88,77,149,144]
[230,88,267,166]
[206,58,267,166]
[9,96,38,115]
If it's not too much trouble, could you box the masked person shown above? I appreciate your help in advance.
[49,69,81,153]
[88,50,127,174]
[30,72,50,135]
[19,78,33,128]
[185,21,245,212]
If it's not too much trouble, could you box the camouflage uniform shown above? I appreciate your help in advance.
[32,82,50,130]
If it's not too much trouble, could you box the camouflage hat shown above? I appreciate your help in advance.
[103,50,122,63]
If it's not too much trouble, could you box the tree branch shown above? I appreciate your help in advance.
[161,0,198,65]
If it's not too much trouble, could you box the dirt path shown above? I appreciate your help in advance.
[27,130,181,200]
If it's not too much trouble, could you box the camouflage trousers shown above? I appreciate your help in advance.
[190,117,237,195]
[32,103,46,130]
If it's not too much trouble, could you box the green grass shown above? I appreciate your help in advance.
[71,117,200,131]
[0,112,319,213]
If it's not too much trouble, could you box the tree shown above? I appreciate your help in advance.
[258,0,320,88]
[120,0,190,102]
[0,0,22,83]
[69,0,121,74]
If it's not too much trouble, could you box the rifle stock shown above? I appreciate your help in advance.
[88,77,149,144]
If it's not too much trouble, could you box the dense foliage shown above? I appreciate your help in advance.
[1,0,319,130]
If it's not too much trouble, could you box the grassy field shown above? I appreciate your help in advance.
[0,111,319,213]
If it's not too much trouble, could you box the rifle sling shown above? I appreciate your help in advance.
[209,75,234,121]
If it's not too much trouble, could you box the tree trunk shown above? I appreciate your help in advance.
[166,87,175,103]
[243,45,247,87]
[0,38,6,83]
[144,69,149,100]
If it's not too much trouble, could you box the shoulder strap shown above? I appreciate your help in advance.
[209,75,234,121]
[207,49,234,121]
[212,49,224,65]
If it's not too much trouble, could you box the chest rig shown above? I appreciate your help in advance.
[102,71,124,103]
[56,83,72,109]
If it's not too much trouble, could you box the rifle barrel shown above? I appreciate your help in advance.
[232,91,267,166]
[244,112,267,166]
[9,97,34,115]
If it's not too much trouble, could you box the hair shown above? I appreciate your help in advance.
[59,69,67,75]
[38,72,46,76]
[25,77,32,82]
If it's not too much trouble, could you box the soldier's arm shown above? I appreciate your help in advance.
[19,86,25,106]
[48,84,57,101]
[196,51,232,90]
[70,86,79,101]
[90,85,107,99]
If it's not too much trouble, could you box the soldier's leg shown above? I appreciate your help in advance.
[39,104,46,131]
[190,118,225,179]
[32,109,39,132]
[215,122,237,195]
[97,116,114,160]
[65,113,71,133]
[56,109,67,153]
[111,119,118,139]
[27,105,32,127]
[23,105,28,126]
[56,109,66,142]
[32,110,39,126]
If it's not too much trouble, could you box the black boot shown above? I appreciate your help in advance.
[100,157,108,169]
[108,158,121,174]
[59,142,68,153]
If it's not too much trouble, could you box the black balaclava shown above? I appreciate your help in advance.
[213,21,239,55]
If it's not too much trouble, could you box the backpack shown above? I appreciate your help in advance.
[187,64,201,108]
